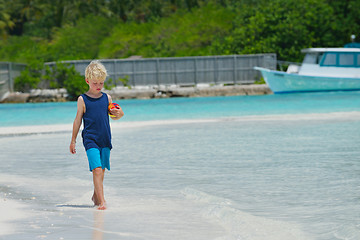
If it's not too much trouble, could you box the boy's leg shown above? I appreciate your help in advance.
[92,168,105,206]
[92,191,99,206]
[93,167,106,210]
[87,147,110,209]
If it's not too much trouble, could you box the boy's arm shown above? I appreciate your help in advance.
[107,94,124,120]
[70,96,85,154]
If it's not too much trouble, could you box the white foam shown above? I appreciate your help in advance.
[1,111,359,136]
[0,123,73,136]
[0,197,29,236]
[334,224,360,240]
[182,188,313,240]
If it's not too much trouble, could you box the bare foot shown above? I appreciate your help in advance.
[97,203,107,210]
[92,194,100,206]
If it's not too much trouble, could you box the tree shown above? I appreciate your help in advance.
[213,0,335,61]
[0,0,15,38]
[99,3,235,58]
[325,0,360,44]
[48,15,115,60]
[2,0,360,64]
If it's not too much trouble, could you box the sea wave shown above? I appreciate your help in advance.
[182,187,313,240]
[1,111,359,137]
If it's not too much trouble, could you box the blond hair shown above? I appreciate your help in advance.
[85,60,107,81]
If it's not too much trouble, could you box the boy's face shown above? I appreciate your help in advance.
[86,78,105,93]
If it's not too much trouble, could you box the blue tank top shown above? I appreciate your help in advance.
[81,93,112,151]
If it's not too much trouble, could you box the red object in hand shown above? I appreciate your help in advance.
[108,103,120,117]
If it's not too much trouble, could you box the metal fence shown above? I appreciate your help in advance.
[0,62,26,101]
[0,54,276,100]
[46,54,276,87]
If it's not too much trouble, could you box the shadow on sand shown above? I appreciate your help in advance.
[56,204,94,209]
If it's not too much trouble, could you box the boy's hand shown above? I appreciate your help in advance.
[70,142,76,154]
[109,106,124,120]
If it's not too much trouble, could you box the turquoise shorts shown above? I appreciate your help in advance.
[86,148,111,172]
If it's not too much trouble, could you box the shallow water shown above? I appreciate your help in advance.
[0,92,360,239]
[1,91,360,127]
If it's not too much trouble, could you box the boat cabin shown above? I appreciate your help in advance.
[298,48,360,77]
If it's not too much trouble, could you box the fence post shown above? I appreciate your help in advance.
[8,62,13,92]
[113,60,117,86]
[156,58,160,86]
[194,58,197,85]
[215,56,218,84]
[132,60,136,86]
[174,60,177,85]
[233,55,237,85]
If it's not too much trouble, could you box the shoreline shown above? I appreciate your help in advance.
[1,111,359,137]
[1,84,272,103]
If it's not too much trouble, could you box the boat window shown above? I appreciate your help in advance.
[339,53,354,66]
[357,54,360,67]
[317,53,324,64]
[322,53,337,66]
[303,53,317,64]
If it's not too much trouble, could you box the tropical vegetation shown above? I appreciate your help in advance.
[1,0,359,94]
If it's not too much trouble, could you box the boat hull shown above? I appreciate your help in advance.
[254,67,360,93]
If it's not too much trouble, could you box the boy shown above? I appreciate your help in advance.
[69,60,124,210]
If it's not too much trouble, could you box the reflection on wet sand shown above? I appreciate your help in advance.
[93,210,104,240]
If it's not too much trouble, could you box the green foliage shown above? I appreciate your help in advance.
[43,62,77,87]
[104,76,131,90]
[15,61,87,100]
[149,4,235,57]
[0,0,14,38]
[254,78,265,85]
[99,3,234,58]
[14,60,43,92]
[48,15,115,60]
[324,0,360,45]
[44,62,87,100]
[62,67,87,100]
[99,22,155,58]
[214,0,335,61]
[1,0,360,64]
[118,76,131,88]
[104,78,116,90]
[0,36,49,62]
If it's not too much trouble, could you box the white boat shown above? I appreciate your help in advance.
[254,47,360,93]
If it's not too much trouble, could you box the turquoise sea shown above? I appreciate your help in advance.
[0,91,360,240]
[1,91,360,127]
